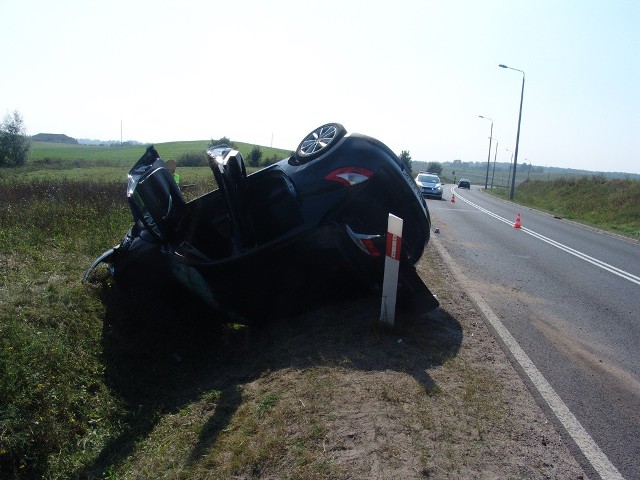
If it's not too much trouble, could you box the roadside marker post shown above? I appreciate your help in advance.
[380,213,403,326]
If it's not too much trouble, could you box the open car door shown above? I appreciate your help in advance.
[127,145,187,241]
[205,146,253,251]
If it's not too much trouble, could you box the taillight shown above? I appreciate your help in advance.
[361,238,382,257]
[324,167,373,186]
[346,225,382,257]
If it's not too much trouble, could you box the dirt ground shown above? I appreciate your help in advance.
[400,240,589,478]
[109,239,591,479]
[204,240,590,479]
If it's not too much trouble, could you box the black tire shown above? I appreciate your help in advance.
[295,123,346,163]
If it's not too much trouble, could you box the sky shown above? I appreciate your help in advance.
[2,0,639,173]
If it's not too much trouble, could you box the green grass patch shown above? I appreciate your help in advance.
[0,176,236,479]
[0,165,219,187]
[490,177,640,238]
[0,179,131,478]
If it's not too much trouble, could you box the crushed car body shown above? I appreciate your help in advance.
[84,123,439,322]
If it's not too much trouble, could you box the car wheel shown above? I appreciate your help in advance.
[295,123,346,163]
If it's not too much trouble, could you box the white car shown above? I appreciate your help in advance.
[415,173,443,200]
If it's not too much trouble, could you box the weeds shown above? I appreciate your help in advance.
[492,177,640,238]
[0,176,235,479]
[256,393,280,418]
[0,178,131,479]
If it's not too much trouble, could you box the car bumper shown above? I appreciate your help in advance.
[420,190,443,197]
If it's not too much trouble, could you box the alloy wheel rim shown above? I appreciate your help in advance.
[298,124,338,156]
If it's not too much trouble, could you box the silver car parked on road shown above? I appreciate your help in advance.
[415,173,443,200]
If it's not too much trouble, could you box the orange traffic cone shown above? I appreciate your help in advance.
[451,194,455,204]
[514,212,522,229]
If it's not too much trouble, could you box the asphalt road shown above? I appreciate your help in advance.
[426,185,640,480]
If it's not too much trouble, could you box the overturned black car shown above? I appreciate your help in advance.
[85,123,438,322]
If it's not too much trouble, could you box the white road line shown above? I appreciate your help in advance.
[431,236,625,480]
[451,189,640,286]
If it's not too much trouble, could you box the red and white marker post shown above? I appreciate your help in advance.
[380,213,403,326]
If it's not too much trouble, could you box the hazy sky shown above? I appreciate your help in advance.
[2,0,639,173]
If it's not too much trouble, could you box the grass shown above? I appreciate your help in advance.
[489,176,640,238]
[0,179,131,478]
[0,176,242,478]
[26,140,292,167]
[1,159,611,479]
[0,166,219,190]
[1,140,289,187]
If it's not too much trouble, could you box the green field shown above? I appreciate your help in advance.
[0,140,291,184]
[28,140,291,164]
[0,165,223,187]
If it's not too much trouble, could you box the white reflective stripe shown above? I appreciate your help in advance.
[380,214,403,326]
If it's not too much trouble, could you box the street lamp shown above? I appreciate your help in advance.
[478,115,493,189]
[505,147,513,189]
[491,139,498,188]
[499,64,525,200]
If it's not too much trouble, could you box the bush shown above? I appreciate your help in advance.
[262,153,281,167]
[209,137,236,149]
[247,145,263,167]
[176,151,208,167]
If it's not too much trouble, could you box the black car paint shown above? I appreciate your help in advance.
[85,124,438,322]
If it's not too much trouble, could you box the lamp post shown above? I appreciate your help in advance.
[491,139,498,188]
[499,64,525,200]
[478,115,493,190]
[506,148,513,189]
